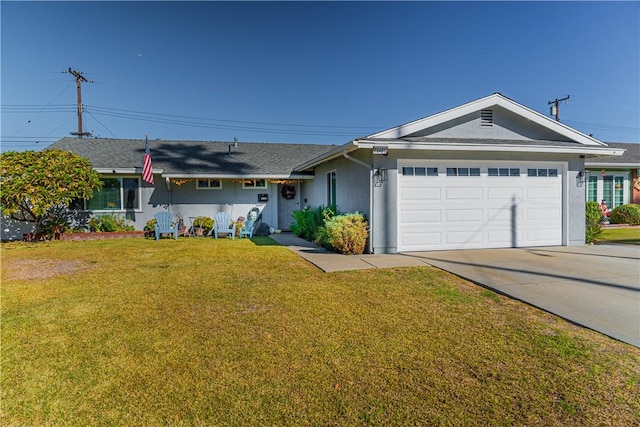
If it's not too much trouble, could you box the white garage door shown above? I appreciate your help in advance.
[398,160,563,252]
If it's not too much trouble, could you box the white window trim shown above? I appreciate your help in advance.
[327,170,337,206]
[196,178,223,190]
[242,179,267,189]
[588,171,630,207]
[89,176,142,212]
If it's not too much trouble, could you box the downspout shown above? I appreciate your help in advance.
[342,150,374,254]
[165,177,172,213]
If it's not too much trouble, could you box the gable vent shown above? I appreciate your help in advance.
[480,109,493,127]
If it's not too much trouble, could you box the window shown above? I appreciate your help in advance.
[446,167,480,177]
[528,168,558,177]
[403,166,438,176]
[196,179,222,189]
[587,176,598,202]
[242,179,267,189]
[86,177,140,211]
[327,171,337,207]
[488,168,520,177]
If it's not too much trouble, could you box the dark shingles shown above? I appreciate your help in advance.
[46,138,337,175]
[586,142,640,165]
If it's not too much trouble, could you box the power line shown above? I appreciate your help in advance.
[83,105,378,130]
[84,110,118,138]
[83,106,372,137]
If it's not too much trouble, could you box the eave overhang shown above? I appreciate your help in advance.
[353,139,624,156]
[294,140,359,172]
[95,167,165,175]
[162,173,315,180]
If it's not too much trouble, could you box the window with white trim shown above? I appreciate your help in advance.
[242,179,267,189]
[196,179,222,189]
[327,171,336,206]
[86,177,140,211]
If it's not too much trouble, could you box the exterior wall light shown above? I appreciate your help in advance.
[375,168,388,183]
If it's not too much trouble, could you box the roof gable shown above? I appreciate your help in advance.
[369,93,606,146]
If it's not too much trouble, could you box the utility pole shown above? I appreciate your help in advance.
[547,95,570,121]
[64,68,93,138]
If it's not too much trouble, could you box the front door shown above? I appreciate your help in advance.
[277,183,299,231]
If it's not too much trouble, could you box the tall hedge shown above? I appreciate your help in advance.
[585,201,603,244]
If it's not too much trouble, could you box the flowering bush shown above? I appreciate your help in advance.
[321,212,369,255]
[193,216,214,235]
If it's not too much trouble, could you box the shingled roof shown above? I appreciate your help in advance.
[586,142,639,167]
[47,138,337,177]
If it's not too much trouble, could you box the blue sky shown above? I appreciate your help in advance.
[1,1,639,152]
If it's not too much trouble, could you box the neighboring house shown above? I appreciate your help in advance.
[5,93,625,250]
[585,142,640,207]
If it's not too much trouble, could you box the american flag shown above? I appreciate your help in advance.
[142,136,154,185]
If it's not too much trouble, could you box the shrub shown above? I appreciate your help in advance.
[609,204,640,226]
[322,212,369,255]
[88,214,135,232]
[585,201,603,244]
[192,216,214,234]
[291,205,336,242]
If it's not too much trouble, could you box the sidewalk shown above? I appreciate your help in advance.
[269,232,427,272]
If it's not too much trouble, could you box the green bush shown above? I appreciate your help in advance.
[322,212,369,255]
[192,216,214,234]
[585,201,603,244]
[609,204,640,226]
[291,205,336,242]
[88,214,135,232]
[144,219,157,231]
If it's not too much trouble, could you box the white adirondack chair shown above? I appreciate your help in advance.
[211,212,236,240]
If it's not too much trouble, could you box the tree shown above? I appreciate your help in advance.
[0,150,102,234]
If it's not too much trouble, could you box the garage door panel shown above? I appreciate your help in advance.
[526,208,561,220]
[445,231,484,244]
[401,187,441,201]
[526,228,561,243]
[445,187,483,200]
[527,186,560,200]
[445,209,483,222]
[487,187,523,200]
[487,207,523,221]
[398,161,563,251]
[487,229,523,244]
[402,209,442,223]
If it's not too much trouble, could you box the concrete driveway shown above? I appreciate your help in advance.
[405,245,640,347]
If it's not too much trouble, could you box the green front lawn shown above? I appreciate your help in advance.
[2,238,639,425]
[597,227,640,245]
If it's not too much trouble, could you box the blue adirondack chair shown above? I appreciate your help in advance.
[154,212,178,240]
[239,220,255,239]
[211,212,236,240]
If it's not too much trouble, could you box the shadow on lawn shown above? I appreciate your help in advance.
[250,237,282,246]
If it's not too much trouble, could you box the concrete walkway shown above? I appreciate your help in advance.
[270,233,640,347]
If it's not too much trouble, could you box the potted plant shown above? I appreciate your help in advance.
[192,216,214,236]
[144,218,157,238]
